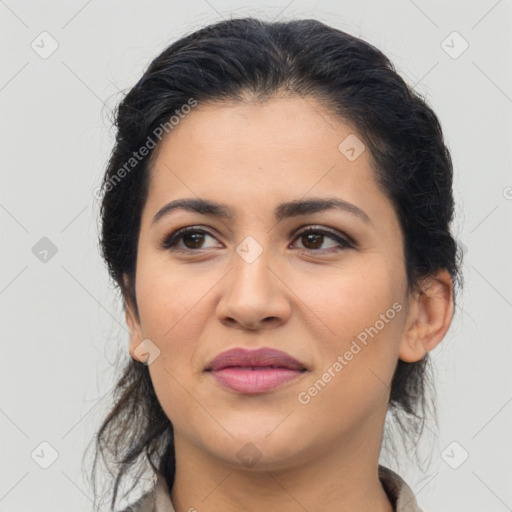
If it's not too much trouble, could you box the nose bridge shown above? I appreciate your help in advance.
[229,239,276,304]
[216,236,290,329]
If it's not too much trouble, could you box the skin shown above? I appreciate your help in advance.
[124,94,454,512]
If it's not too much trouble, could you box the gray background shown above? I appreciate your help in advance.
[1,1,511,511]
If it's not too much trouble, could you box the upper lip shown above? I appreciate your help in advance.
[205,347,307,372]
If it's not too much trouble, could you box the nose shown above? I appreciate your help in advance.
[216,249,291,331]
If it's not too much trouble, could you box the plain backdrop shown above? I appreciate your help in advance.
[1,1,511,511]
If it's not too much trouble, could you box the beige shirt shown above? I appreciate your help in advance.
[121,465,424,512]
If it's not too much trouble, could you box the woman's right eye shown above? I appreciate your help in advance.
[161,227,221,251]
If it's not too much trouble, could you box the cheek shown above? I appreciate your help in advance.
[134,255,213,377]
[291,258,405,406]
[135,247,211,332]
[136,264,214,423]
[292,257,404,346]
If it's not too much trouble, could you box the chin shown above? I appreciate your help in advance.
[202,430,309,472]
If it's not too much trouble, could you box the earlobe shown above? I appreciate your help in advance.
[399,269,454,363]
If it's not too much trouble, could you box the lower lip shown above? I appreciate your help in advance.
[209,367,305,394]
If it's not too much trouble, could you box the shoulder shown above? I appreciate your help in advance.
[118,473,174,512]
[118,489,156,512]
[378,465,425,512]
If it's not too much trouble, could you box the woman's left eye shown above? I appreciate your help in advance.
[291,228,354,252]
[160,226,354,253]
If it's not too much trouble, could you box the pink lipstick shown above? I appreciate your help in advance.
[205,347,307,394]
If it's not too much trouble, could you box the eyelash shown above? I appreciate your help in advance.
[160,225,355,253]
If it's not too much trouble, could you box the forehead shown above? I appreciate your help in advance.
[143,95,388,224]
[152,95,362,165]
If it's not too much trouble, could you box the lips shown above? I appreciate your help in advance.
[205,347,307,394]
[205,347,306,372]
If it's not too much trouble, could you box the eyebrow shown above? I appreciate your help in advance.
[151,197,372,226]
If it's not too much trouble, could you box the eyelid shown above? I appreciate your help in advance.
[290,224,356,248]
[160,225,220,250]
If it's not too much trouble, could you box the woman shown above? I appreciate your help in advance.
[90,17,461,512]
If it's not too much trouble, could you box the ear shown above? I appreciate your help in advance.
[399,269,454,363]
[123,274,145,363]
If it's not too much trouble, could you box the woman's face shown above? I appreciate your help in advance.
[126,95,420,470]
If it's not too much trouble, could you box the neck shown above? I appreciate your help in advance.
[169,409,393,512]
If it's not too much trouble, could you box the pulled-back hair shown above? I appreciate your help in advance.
[88,17,462,511]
